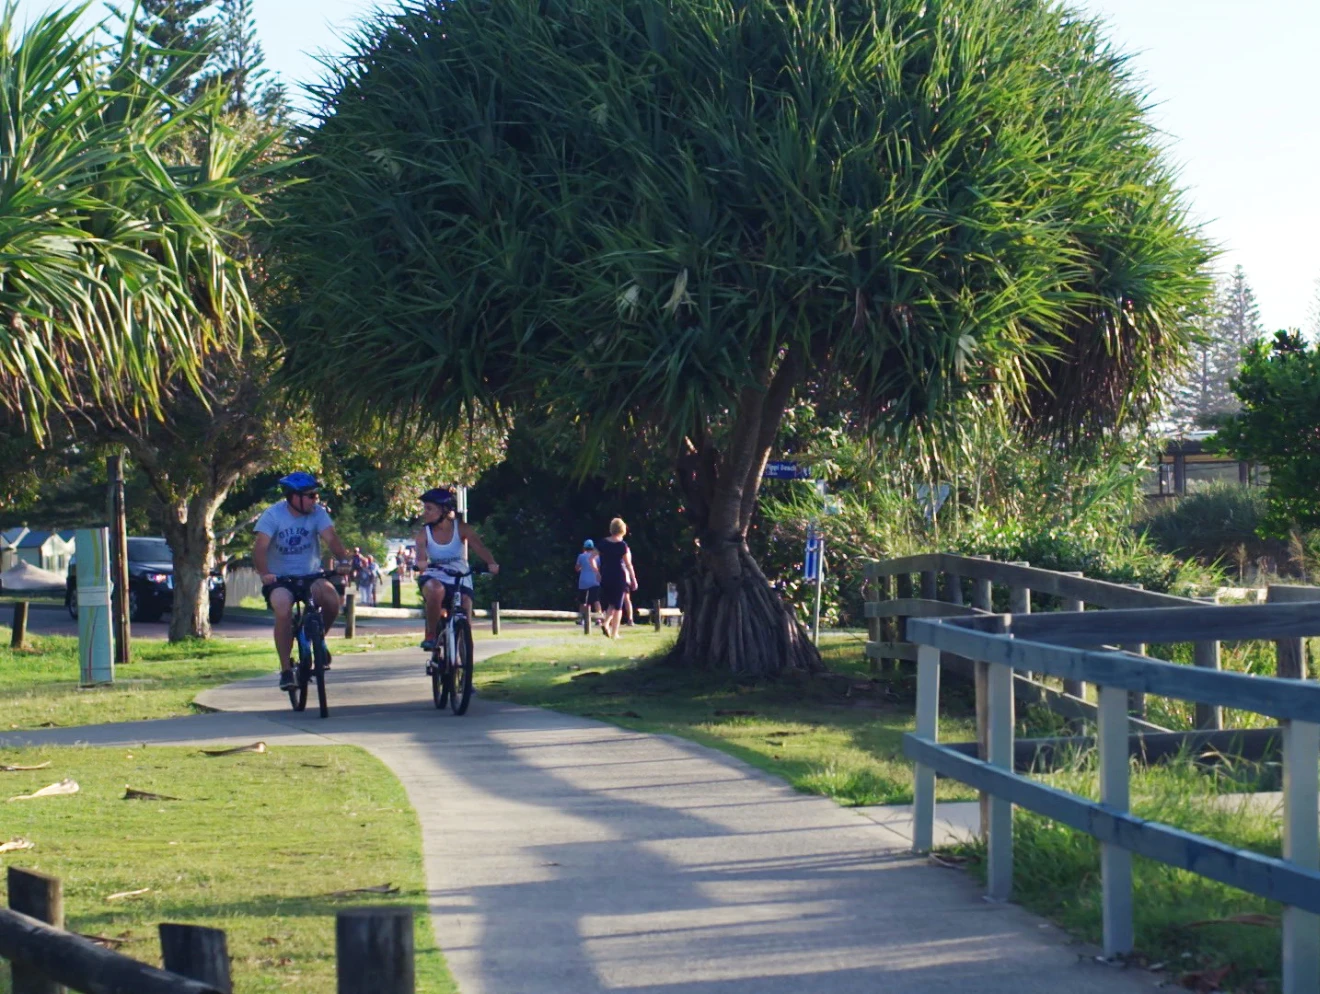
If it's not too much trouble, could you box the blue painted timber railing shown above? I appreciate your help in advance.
[901,603,1320,994]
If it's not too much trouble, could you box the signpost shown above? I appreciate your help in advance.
[804,525,824,644]
[75,528,114,686]
[763,461,811,480]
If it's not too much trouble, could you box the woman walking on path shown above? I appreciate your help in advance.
[597,518,636,639]
[576,540,602,628]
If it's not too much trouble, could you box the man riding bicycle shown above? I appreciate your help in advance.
[253,472,353,691]
[415,488,499,651]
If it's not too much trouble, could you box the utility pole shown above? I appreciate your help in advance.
[107,451,131,664]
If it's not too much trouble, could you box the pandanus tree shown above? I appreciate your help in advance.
[275,0,1211,675]
[0,4,257,438]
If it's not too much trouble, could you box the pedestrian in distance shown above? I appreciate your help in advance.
[597,518,637,639]
[576,540,602,628]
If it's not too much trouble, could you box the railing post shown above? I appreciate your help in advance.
[971,557,993,839]
[1193,594,1222,731]
[920,569,937,602]
[879,573,896,670]
[1282,718,1320,994]
[912,643,941,853]
[10,600,28,649]
[391,572,401,609]
[943,572,962,606]
[652,600,662,633]
[1060,572,1085,698]
[581,603,591,636]
[895,573,913,647]
[1121,584,1146,718]
[159,924,232,992]
[986,617,1014,902]
[491,601,501,636]
[336,907,414,994]
[8,867,63,994]
[1008,562,1030,678]
[1098,684,1134,957]
[344,591,356,639]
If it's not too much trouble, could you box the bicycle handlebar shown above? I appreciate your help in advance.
[426,561,489,578]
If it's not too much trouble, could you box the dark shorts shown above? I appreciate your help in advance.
[418,575,469,599]
[580,586,601,605]
[262,575,343,608]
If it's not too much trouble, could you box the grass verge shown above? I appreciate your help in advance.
[0,744,453,994]
[948,755,1287,994]
[473,628,976,805]
[0,627,421,730]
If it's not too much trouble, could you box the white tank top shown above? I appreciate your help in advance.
[425,521,466,567]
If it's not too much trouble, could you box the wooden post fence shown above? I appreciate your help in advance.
[491,601,501,636]
[344,591,356,639]
[1,868,418,994]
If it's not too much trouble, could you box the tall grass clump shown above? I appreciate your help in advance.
[1138,482,1290,580]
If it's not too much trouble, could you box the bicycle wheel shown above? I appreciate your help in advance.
[438,638,454,707]
[306,612,330,719]
[290,627,310,712]
[449,620,474,715]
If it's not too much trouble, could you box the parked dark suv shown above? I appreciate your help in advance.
[66,537,226,624]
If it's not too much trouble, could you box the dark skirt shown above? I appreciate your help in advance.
[599,580,627,610]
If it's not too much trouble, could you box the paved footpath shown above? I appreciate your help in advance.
[1,641,1160,993]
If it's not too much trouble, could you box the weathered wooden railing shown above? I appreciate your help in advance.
[2,867,415,994]
[899,602,1320,994]
[862,553,1269,732]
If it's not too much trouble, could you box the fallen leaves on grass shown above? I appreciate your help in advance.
[323,883,399,898]
[200,742,266,757]
[8,779,78,802]
[104,887,151,902]
[76,933,126,948]
[0,838,34,853]
[1177,963,1233,992]
[0,761,51,772]
[123,787,181,802]
[1184,913,1279,929]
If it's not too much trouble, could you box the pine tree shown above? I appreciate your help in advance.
[1167,266,1264,430]
[213,0,288,120]
[1211,264,1264,416]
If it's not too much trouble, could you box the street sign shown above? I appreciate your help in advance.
[763,461,811,480]
[803,528,822,581]
[916,483,951,522]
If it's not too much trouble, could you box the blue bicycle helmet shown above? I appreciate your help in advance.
[419,487,457,508]
[279,471,320,495]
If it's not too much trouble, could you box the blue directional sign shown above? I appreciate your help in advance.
[803,528,823,581]
[763,461,811,480]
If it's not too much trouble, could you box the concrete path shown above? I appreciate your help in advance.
[1,641,1160,993]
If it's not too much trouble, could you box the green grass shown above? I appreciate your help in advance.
[949,755,1289,993]
[0,744,454,993]
[0,627,421,730]
[473,629,977,806]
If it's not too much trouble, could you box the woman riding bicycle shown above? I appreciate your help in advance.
[415,488,500,651]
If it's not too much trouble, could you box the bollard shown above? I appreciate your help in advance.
[344,591,356,639]
[159,924,232,992]
[491,601,501,636]
[391,573,401,609]
[9,867,63,994]
[652,599,662,632]
[336,907,414,994]
[11,600,29,649]
[581,603,590,636]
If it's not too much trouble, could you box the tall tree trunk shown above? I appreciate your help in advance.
[161,492,221,642]
[670,350,819,676]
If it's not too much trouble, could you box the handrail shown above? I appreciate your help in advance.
[909,609,1320,723]
[901,602,1320,994]
[864,552,1202,610]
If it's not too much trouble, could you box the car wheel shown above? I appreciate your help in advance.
[67,587,78,620]
[208,601,224,625]
[128,589,145,623]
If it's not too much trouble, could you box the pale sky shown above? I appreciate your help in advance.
[17,0,1320,332]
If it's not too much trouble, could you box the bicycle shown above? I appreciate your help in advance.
[423,561,487,715]
[277,571,342,719]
